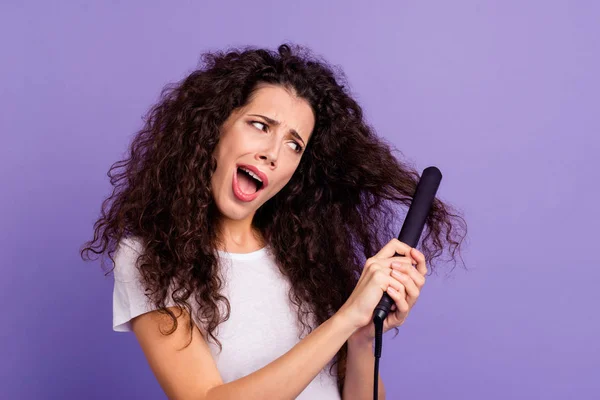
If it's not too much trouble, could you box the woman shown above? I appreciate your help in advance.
[81,43,467,399]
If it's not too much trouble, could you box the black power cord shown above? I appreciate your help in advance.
[373,318,384,399]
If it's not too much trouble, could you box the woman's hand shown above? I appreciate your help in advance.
[338,238,428,343]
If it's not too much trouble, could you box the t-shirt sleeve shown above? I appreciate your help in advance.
[112,236,175,332]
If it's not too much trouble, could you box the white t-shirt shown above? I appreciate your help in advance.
[112,236,341,399]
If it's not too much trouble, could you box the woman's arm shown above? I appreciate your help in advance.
[343,335,386,400]
[206,311,356,399]
[132,305,357,400]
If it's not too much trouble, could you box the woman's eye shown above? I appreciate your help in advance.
[250,120,303,153]
[288,141,303,153]
[251,121,267,131]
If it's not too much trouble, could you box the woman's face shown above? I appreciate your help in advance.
[211,83,315,223]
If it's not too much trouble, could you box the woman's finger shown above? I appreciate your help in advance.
[391,262,426,288]
[410,248,428,276]
[374,238,413,260]
[391,270,420,307]
[386,255,417,266]
[387,285,409,313]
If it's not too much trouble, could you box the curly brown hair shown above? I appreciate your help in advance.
[80,43,467,396]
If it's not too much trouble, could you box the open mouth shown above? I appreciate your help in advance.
[236,166,264,195]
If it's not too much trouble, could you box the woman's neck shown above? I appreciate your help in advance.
[215,225,266,253]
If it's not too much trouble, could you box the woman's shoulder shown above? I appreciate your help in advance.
[117,235,145,254]
[113,235,145,282]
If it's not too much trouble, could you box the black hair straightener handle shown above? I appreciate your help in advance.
[371,166,442,400]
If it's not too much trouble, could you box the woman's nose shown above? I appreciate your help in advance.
[256,139,281,166]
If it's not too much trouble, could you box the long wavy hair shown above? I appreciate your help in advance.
[81,43,467,396]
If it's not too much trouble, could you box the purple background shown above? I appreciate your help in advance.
[2,1,598,399]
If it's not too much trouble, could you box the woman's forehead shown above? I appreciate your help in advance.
[243,85,315,138]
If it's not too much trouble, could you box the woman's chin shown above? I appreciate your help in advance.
[214,200,257,221]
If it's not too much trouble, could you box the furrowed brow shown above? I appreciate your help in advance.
[249,114,306,146]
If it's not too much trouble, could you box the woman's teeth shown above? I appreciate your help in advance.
[239,167,263,185]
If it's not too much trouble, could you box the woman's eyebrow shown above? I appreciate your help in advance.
[248,113,306,146]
